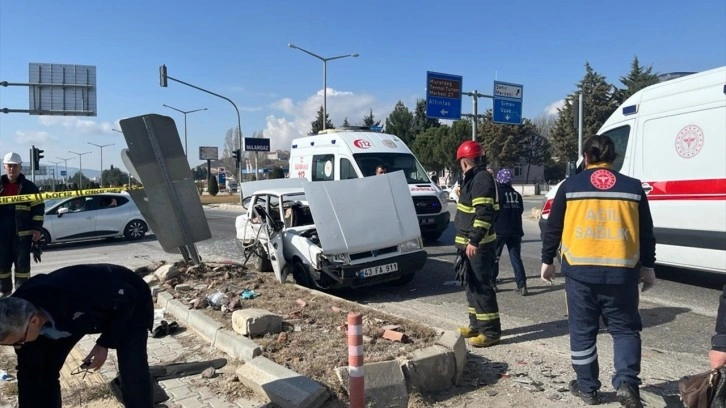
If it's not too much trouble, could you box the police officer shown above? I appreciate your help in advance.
[0,152,44,296]
[541,135,656,408]
[454,140,501,347]
[0,263,155,407]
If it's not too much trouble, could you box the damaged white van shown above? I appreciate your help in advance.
[235,172,427,289]
[289,128,449,242]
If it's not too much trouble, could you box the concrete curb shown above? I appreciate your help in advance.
[155,287,467,407]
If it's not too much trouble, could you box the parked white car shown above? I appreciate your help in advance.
[235,173,428,290]
[41,193,148,246]
[442,182,460,202]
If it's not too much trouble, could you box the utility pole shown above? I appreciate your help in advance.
[68,151,91,189]
[56,156,73,189]
[461,90,493,141]
[88,142,114,187]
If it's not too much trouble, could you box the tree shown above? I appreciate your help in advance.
[270,166,285,179]
[342,117,350,127]
[412,126,448,172]
[310,106,334,134]
[101,166,130,186]
[69,172,92,189]
[412,99,440,135]
[208,175,219,196]
[479,110,525,168]
[222,127,242,173]
[614,56,660,105]
[362,108,381,128]
[518,119,551,183]
[191,165,208,181]
[384,101,415,146]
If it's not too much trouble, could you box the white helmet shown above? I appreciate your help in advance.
[3,152,22,165]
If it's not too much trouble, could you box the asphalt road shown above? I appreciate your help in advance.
[31,200,726,370]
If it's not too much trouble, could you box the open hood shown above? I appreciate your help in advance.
[302,171,421,255]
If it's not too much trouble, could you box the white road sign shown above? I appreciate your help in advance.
[494,82,523,100]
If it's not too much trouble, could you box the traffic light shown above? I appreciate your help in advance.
[32,146,43,170]
[232,148,241,169]
[159,64,168,87]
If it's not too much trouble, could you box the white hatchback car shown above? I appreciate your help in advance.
[41,193,148,246]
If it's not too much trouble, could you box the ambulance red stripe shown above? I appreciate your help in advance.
[644,178,726,200]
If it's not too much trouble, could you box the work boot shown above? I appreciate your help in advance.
[491,282,499,293]
[14,278,28,291]
[468,334,500,348]
[569,380,602,405]
[519,286,529,296]
[456,327,480,338]
[616,383,643,408]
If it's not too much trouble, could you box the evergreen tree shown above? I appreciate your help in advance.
[270,166,285,179]
[342,117,350,127]
[101,166,130,186]
[384,101,415,146]
[519,119,550,183]
[208,175,219,196]
[412,99,441,135]
[310,106,335,134]
[614,56,660,104]
[362,108,381,128]
[412,126,448,172]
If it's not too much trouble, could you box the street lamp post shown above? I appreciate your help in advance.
[162,105,207,159]
[49,160,62,192]
[288,43,359,131]
[88,142,115,187]
[56,156,73,188]
[111,128,135,186]
[68,151,91,189]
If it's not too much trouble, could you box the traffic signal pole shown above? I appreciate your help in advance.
[461,90,492,141]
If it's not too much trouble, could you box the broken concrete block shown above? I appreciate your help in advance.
[174,283,193,291]
[154,264,179,281]
[143,274,160,286]
[402,345,455,392]
[383,329,408,343]
[232,309,282,337]
[334,360,408,408]
[435,330,467,385]
[236,357,329,408]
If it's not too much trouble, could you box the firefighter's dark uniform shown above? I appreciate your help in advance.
[542,164,656,393]
[0,174,44,294]
[454,163,501,339]
[12,264,155,407]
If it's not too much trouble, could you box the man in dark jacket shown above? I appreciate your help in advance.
[710,286,726,368]
[0,263,154,407]
[453,140,501,348]
[0,152,44,295]
[491,168,527,295]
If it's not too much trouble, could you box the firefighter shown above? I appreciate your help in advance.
[0,152,44,296]
[541,135,656,408]
[453,140,501,347]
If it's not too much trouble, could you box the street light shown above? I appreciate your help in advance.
[49,160,62,192]
[88,142,115,187]
[162,105,207,159]
[68,151,91,190]
[56,156,74,188]
[288,43,359,131]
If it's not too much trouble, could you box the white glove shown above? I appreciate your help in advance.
[640,267,656,292]
[540,263,555,284]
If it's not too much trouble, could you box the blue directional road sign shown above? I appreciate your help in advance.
[60,170,67,177]
[492,81,523,125]
[426,71,462,120]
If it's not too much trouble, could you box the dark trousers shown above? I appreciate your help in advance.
[492,235,527,288]
[0,224,31,293]
[464,243,501,338]
[15,328,153,407]
[566,276,642,392]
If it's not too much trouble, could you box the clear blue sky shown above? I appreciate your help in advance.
[1,0,724,173]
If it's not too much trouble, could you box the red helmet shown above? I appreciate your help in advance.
[456,140,483,160]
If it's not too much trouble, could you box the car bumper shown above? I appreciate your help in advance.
[326,250,428,289]
[418,211,450,234]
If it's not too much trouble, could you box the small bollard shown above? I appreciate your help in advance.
[348,312,364,408]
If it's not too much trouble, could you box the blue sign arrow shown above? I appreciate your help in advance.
[492,80,523,125]
[426,71,462,120]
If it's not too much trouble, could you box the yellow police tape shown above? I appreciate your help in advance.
[0,187,143,205]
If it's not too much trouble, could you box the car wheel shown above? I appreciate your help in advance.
[421,231,443,242]
[292,260,313,288]
[124,220,147,241]
[39,229,51,249]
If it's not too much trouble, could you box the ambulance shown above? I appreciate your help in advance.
[539,66,726,273]
[289,128,450,241]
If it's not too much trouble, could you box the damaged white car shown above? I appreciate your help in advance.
[235,172,428,290]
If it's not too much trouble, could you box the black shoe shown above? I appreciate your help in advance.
[569,380,602,405]
[519,286,528,296]
[616,383,643,408]
[491,282,499,293]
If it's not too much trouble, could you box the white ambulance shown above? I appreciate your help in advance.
[540,66,726,274]
[289,128,450,241]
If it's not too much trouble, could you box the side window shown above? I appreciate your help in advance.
[340,158,358,180]
[312,154,335,181]
[599,125,630,172]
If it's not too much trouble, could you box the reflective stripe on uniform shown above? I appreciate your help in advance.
[15,205,30,211]
[472,197,495,206]
[455,234,497,246]
[32,216,44,221]
[468,307,476,314]
[571,346,598,365]
[17,230,34,237]
[0,272,11,279]
[476,312,500,321]
[14,272,30,279]
[456,203,476,213]
[561,244,639,268]
[473,220,492,229]
[566,191,641,202]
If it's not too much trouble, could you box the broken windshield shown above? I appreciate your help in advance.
[353,153,431,184]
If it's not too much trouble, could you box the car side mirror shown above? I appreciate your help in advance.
[57,207,69,217]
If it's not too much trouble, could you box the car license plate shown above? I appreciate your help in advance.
[420,217,435,225]
[358,262,398,278]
